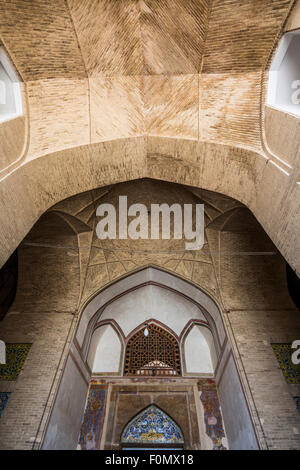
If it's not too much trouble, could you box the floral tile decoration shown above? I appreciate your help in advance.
[271,343,300,384]
[79,387,107,450]
[0,392,10,417]
[0,343,32,380]
[200,390,227,450]
[121,405,184,445]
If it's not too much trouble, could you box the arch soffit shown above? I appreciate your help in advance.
[76,266,226,357]
[88,317,218,378]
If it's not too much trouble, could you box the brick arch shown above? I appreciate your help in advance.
[42,266,260,450]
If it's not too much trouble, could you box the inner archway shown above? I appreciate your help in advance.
[41,266,259,450]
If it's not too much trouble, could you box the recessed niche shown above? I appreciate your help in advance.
[0,47,22,123]
[267,30,300,117]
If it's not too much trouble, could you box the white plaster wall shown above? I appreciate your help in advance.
[147,268,226,345]
[217,354,259,450]
[76,269,151,347]
[268,31,300,116]
[0,48,22,122]
[42,355,89,450]
[87,324,121,373]
[201,326,218,370]
[100,284,206,337]
[76,268,226,348]
[184,325,215,374]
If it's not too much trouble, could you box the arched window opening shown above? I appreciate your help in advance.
[0,47,22,123]
[121,405,184,450]
[267,30,300,117]
[87,324,122,375]
[183,324,216,375]
[124,323,181,376]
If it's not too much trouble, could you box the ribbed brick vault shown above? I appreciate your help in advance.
[0,0,299,274]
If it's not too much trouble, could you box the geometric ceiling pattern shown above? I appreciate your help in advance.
[0,0,295,161]
[14,179,289,314]
[0,0,299,278]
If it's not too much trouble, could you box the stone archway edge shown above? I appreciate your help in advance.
[0,136,299,274]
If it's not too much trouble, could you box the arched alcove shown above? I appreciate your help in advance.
[182,324,216,375]
[87,324,122,375]
[0,47,22,123]
[42,266,259,451]
[121,405,184,450]
[267,30,300,116]
[0,46,26,175]
[98,284,208,339]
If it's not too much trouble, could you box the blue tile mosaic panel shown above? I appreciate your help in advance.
[121,405,184,445]
[78,388,106,450]
[271,343,300,384]
[200,390,226,450]
[295,397,300,415]
[0,343,31,380]
[0,392,10,417]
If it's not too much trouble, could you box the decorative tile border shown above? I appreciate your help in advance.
[0,392,10,417]
[78,387,107,450]
[271,343,300,384]
[0,343,32,380]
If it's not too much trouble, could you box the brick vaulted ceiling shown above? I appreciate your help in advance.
[0,0,292,78]
[0,0,295,154]
[0,0,299,274]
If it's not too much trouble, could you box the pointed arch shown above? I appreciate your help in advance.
[76,265,225,354]
[42,266,260,450]
[124,322,181,376]
[121,405,184,448]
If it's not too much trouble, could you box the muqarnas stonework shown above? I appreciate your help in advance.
[0,343,32,380]
[271,343,300,384]
[78,387,107,450]
[0,392,10,417]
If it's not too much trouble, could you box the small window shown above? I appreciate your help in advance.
[267,30,300,117]
[124,323,181,376]
[0,47,22,123]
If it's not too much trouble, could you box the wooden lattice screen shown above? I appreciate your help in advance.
[124,323,181,376]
